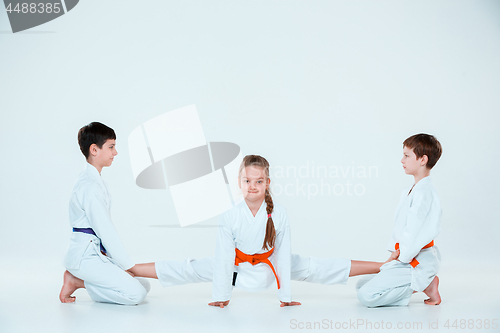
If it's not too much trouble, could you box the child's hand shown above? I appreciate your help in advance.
[385,249,400,264]
[208,300,230,308]
[280,301,301,307]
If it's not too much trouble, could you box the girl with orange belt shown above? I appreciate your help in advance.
[128,155,398,307]
[209,155,396,308]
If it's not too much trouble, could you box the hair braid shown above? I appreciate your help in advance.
[262,188,276,250]
[238,154,276,250]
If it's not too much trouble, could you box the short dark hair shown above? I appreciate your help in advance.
[403,134,442,169]
[78,122,116,159]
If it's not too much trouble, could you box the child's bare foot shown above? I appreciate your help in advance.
[385,249,400,264]
[208,300,230,308]
[423,276,441,305]
[59,270,84,303]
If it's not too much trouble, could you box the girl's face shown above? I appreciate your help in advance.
[239,166,270,203]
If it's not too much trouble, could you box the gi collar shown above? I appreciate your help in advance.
[85,162,103,182]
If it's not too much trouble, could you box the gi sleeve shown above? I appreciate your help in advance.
[397,190,441,264]
[84,188,135,270]
[212,213,236,302]
[274,211,292,303]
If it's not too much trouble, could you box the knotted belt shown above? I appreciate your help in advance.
[234,248,280,289]
[73,228,107,254]
[395,240,434,268]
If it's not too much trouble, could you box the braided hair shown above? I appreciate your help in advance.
[239,155,276,250]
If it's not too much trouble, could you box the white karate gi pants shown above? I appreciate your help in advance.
[155,254,351,286]
[291,254,351,284]
[356,260,414,307]
[68,247,150,305]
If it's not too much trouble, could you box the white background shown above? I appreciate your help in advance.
[1,1,499,332]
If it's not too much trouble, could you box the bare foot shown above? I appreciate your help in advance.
[280,301,301,307]
[59,270,84,303]
[423,276,441,305]
[208,300,230,308]
[385,249,400,264]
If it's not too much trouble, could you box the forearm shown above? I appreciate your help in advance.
[87,198,134,269]
[212,222,235,301]
[212,260,233,301]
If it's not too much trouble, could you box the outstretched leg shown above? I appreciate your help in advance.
[130,252,401,289]
[423,276,441,305]
[349,261,383,277]
[291,255,351,284]
[132,258,214,287]
[291,250,400,285]
[350,249,400,277]
[128,263,157,279]
[59,270,85,303]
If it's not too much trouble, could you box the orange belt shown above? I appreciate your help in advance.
[234,248,280,289]
[395,240,434,268]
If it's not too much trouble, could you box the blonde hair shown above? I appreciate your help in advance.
[239,155,276,250]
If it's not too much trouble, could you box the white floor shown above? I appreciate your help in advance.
[2,260,499,333]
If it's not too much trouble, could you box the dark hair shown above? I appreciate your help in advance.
[78,122,116,159]
[403,134,442,169]
[238,155,276,251]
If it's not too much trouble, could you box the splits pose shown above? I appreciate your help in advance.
[60,123,437,308]
[356,134,443,307]
[129,155,398,307]
[60,124,384,306]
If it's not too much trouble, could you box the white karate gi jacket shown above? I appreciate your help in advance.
[387,176,442,291]
[212,200,292,302]
[63,163,135,271]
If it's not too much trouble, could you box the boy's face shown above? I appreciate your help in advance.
[92,139,118,167]
[401,146,425,175]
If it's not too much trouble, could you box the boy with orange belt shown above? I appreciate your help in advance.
[356,134,443,307]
